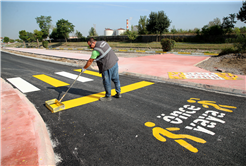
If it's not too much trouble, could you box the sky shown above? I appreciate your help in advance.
[1,0,245,40]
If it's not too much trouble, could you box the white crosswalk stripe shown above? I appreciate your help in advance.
[7,77,40,93]
[55,71,94,82]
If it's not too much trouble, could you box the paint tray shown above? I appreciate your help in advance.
[45,99,65,113]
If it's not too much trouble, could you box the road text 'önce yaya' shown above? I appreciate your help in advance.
[144,98,237,153]
[157,98,237,136]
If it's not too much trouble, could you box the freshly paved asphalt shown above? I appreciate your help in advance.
[1,49,246,165]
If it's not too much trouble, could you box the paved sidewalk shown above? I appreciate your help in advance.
[1,78,55,165]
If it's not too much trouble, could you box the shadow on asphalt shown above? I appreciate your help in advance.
[47,86,98,100]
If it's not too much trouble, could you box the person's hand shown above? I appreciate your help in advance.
[81,68,86,73]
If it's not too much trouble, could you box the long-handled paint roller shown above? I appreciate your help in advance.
[45,71,83,113]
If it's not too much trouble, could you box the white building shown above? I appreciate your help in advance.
[104,28,114,36]
[116,28,126,36]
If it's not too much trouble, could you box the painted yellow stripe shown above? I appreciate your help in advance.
[33,74,69,87]
[204,53,218,56]
[155,51,166,54]
[136,50,146,53]
[50,81,154,111]
[74,69,102,77]
[178,52,191,54]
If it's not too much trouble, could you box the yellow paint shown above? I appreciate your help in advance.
[74,69,102,77]
[166,127,180,131]
[187,98,236,112]
[33,74,69,87]
[215,73,238,80]
[204,53,218,56]
[175,139,198,153]
[136,50,146,52]
[50,81,154,111]
[168,72,186,79]
[178,52,191,54]
[155,51,167,53]
[145,122,206,153]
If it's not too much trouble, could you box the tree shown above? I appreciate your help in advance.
[56,19,75,43]
[88,27,98,36]
[75,30,83,39]
[33,29,43,48]
[19,30,28,47]
[234,27,241,35]
[237,1,246,23]
[35,15,52,40]
[26,32,35,43]
[146,11,171,41]
[138,16,148,34]
[240,26,246,33]
[128,26,138,46]
[49,28,63,40]
[171,26,178,34]
[222,14,237,34]
[146,12,158,34]
[208,17,221,27]
[3,37,9,43]
[233,34,246,55]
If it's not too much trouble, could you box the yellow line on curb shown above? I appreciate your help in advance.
[178,52,191,54]
[204,53,218,56]
[33,74,69,87]
[155,51,166,53]
[51,81,154,111]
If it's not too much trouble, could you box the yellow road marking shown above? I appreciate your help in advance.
[74,69,102,77]
[33,74,69,87]
[50,81,154,111]
[178,52,191,54]
[136,50,146,52]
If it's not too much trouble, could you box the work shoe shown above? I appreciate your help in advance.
[115,92,122,98]
[99,96,112,101]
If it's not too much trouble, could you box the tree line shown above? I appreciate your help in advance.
[2,1,245,46]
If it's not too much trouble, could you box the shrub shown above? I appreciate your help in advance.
[225,38,233,43]
[42,41,49,48]
[233,34,246,53]
[219,47,237,55]
[161,38,175,51]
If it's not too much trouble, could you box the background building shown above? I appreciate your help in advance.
[104,28,114,36]
[116,28,126,36]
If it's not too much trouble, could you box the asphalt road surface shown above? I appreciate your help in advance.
[2,51,246,166]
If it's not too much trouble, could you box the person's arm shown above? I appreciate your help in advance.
[84,58,94,69]
[81,50,100,72]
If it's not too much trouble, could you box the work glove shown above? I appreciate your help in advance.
[81,67,86,73]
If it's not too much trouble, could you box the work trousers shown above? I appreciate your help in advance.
[102,62,121,97]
